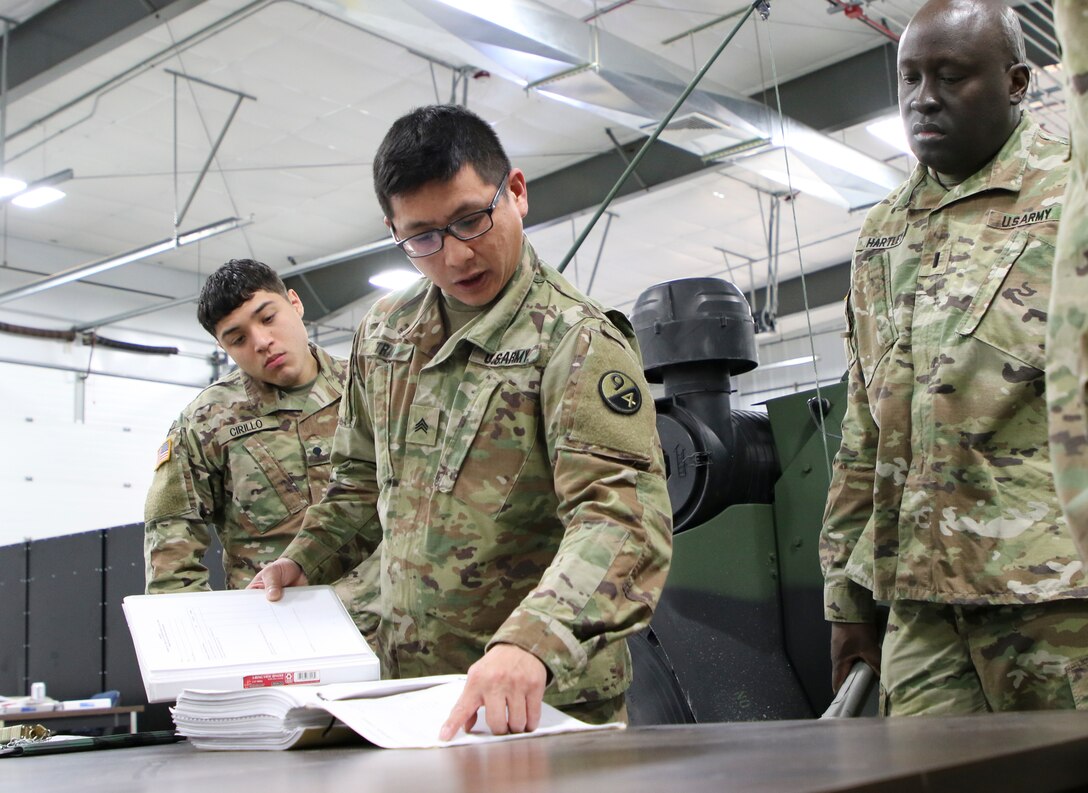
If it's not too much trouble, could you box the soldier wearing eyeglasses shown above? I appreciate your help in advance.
[251,104,673,739]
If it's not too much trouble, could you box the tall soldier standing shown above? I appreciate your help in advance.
[820,0,1088,715]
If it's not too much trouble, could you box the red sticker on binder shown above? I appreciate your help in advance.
[243,670,321,688]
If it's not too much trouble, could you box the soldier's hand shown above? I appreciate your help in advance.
[830,621,882,692]
[439,644,547,741]
[247,558,308,601]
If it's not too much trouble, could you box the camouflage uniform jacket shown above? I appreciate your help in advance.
[282,238,673,708]
[144,344,378,618]
[1047,1,1088,562]
[821,113,1086,622]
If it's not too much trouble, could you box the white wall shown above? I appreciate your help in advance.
[0,234,363,546]
[0,363,201,545]
[734,304,849,412]
[0,228,847,544]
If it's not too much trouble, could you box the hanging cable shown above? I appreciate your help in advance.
[161,14,257,259]
[0,320,178,354]
[585,211,618,297]
[85,333,179,355]
[761,13,834,480]
[557,0,770,273]
[568,217,580,287]
[0,321,76,341]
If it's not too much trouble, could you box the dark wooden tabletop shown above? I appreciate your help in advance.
[7,710,1088,793]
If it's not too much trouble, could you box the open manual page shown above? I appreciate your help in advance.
[172,676,624,750]
[122,586,380,702]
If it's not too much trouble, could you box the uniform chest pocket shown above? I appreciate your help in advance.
[435,367,541,517]
[228,432,307,534]
[956,230,1050,371]
[304,440,333,503]
[852,250,897,386]
[360,339,414,489]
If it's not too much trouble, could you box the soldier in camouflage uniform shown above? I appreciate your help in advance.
[1047,2,1088,564]
[252,105,672,738]
[143,259,379,637]
[820,0,1088,715]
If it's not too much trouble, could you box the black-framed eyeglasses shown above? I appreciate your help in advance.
[390,172,510,258]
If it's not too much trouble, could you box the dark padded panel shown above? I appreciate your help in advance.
[103,524,148,706]
[27,531,104,701]
[0,542,28,696]
[103,523,224,731]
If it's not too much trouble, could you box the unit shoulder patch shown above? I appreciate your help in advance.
[598,370,642,415]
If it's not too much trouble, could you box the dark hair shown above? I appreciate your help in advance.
[197,259,288,337]
[373,104,511,218]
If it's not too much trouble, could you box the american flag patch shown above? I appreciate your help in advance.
[154,438,173,470]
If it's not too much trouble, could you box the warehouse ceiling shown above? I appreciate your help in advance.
[0,0,1066,356]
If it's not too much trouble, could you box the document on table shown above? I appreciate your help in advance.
[123,586,380,702]
[173,676,624,750]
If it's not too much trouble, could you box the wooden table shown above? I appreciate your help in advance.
[6,710,1088,793]
[0,705,143,734]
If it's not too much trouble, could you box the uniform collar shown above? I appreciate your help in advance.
[901,111,1036,211]
[398,236,538,361]
[240,342,343,417]
[460,237,536,355]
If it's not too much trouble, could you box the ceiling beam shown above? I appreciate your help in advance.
[284,137,709,321]
[748,43,897,132]
[5,0,894,328]
[5,0,208,101]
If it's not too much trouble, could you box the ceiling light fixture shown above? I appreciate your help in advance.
[369,268,422,291]
[865,115,912,156]
[12,185,64,208]
[1,168,74,208]
[757,354,818,371]
[0,175,25,197]
[0,216,246,306]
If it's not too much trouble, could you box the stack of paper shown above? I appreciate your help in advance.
[173,676,624,750]
[122,586,380,703]
[172,684,358,751]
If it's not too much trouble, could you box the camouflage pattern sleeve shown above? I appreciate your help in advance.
[282,330,383,583]
[143,417,219,593]
[487,318,673,692]
[820,295,879,623]
[1047,0,1088,561]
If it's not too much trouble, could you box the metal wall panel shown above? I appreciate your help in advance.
[103,523,174,730]
[26,531,104,701]
[0,542,28,696]
[103,524,146,699]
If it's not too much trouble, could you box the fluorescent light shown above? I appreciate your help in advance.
[0,216,246,306]
[0,176,27,198]
[759,354,818,371]
[1,169,74,207]
[81,240,176,275]
[752,166,844,207]
[177,217,245,246]
[369,268,422,291]
[12,186,65,208]
[865,115,912,156]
